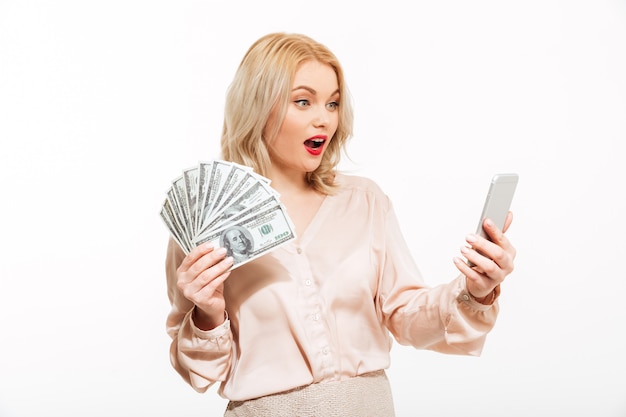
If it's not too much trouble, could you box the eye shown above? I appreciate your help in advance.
[294,99,309,107]
[326,101,339,111]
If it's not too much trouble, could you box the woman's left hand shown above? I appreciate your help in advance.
[453,211,516,302]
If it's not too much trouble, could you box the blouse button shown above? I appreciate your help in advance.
[296,247,302,254]
[462,294,470,301]
[305,279,312,286]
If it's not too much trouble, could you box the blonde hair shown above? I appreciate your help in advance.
[220,32,354,194]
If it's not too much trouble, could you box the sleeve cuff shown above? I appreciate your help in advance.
[457,278,500,311]
[190,311,231,340]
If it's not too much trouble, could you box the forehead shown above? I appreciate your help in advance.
[293,60,338,92]
[226,229,243,238]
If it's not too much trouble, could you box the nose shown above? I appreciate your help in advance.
[312,105,330,128]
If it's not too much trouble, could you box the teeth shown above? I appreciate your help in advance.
[305,138,325,149]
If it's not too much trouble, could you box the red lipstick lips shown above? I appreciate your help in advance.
[304,136,326,156]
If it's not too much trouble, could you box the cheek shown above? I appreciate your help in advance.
[280,112,301,134]
[274,121,301,147]
[329,115,340,137]
[330,108,340,126]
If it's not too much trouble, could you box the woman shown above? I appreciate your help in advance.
[165,32,515,416]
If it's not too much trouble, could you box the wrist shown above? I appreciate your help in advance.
[472,285,501,305]
[192,307,227,331]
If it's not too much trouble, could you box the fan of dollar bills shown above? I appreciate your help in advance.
[160,159,297,269]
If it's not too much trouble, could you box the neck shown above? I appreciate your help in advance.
[267,168,311,196]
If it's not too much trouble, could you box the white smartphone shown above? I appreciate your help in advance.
[467,173,518,266]
[475,173,518,240]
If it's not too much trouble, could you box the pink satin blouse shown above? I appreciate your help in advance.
[165,173,499,401]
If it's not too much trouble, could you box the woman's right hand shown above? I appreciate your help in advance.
[176,243,234,330]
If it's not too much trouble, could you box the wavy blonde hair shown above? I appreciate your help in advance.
[220,32,354,195]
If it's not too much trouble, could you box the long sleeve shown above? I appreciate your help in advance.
[165,238,234,392]
[377,194,499,356]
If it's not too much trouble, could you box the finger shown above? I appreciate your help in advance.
[453,256,496,298]
[185,257,234,304]
[465,232,493,261]
[460,244,500,276]
[502,211,514,233]
[481,219,513,254]
[178,242,217,273]
[198,266,233,299]
[479,220,516,268]
[187,247,229,277]
[453,255,476,277]
[482,218,505,243]
[465,232,512,274]
[194,255,234,292]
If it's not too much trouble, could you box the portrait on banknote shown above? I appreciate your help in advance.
[220,226,254,264]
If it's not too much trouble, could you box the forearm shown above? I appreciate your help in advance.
[168,306,233,392]
[386,275,499,356]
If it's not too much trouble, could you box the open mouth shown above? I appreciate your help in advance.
[304,138,325,149]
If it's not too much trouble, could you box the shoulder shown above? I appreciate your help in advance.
[335,172,383,191]
[334,172,389,202]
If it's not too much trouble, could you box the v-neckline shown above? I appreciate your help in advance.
[293,193,331,248]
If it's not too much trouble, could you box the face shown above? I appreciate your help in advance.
[225,229,248,254]
[264,60,340,177]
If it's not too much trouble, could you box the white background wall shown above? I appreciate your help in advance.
[1,1,625,416]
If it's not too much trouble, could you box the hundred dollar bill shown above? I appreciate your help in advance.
[171,175,193,240]
[199,178,280,235]
[182,166,199,234]
[205,163,253,223]
[193,202,297,269]
[203,195,281,242]
[194,161,212,235]
[161,159,296,263]
[160,198,192,254]
[166,185,192,246]
[196,160,233,234]
[208,170,267,220]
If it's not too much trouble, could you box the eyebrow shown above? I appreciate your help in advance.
[292,86,340,97]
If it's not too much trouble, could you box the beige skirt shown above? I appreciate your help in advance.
[224,370,395,417]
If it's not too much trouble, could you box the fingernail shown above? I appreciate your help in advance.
[484,218,494,227]
[466,234,477,243]
[460,246,470,254]
[215,247,227,256]
[224,256,234,265]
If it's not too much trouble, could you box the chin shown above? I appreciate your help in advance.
[304,161,323,174]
